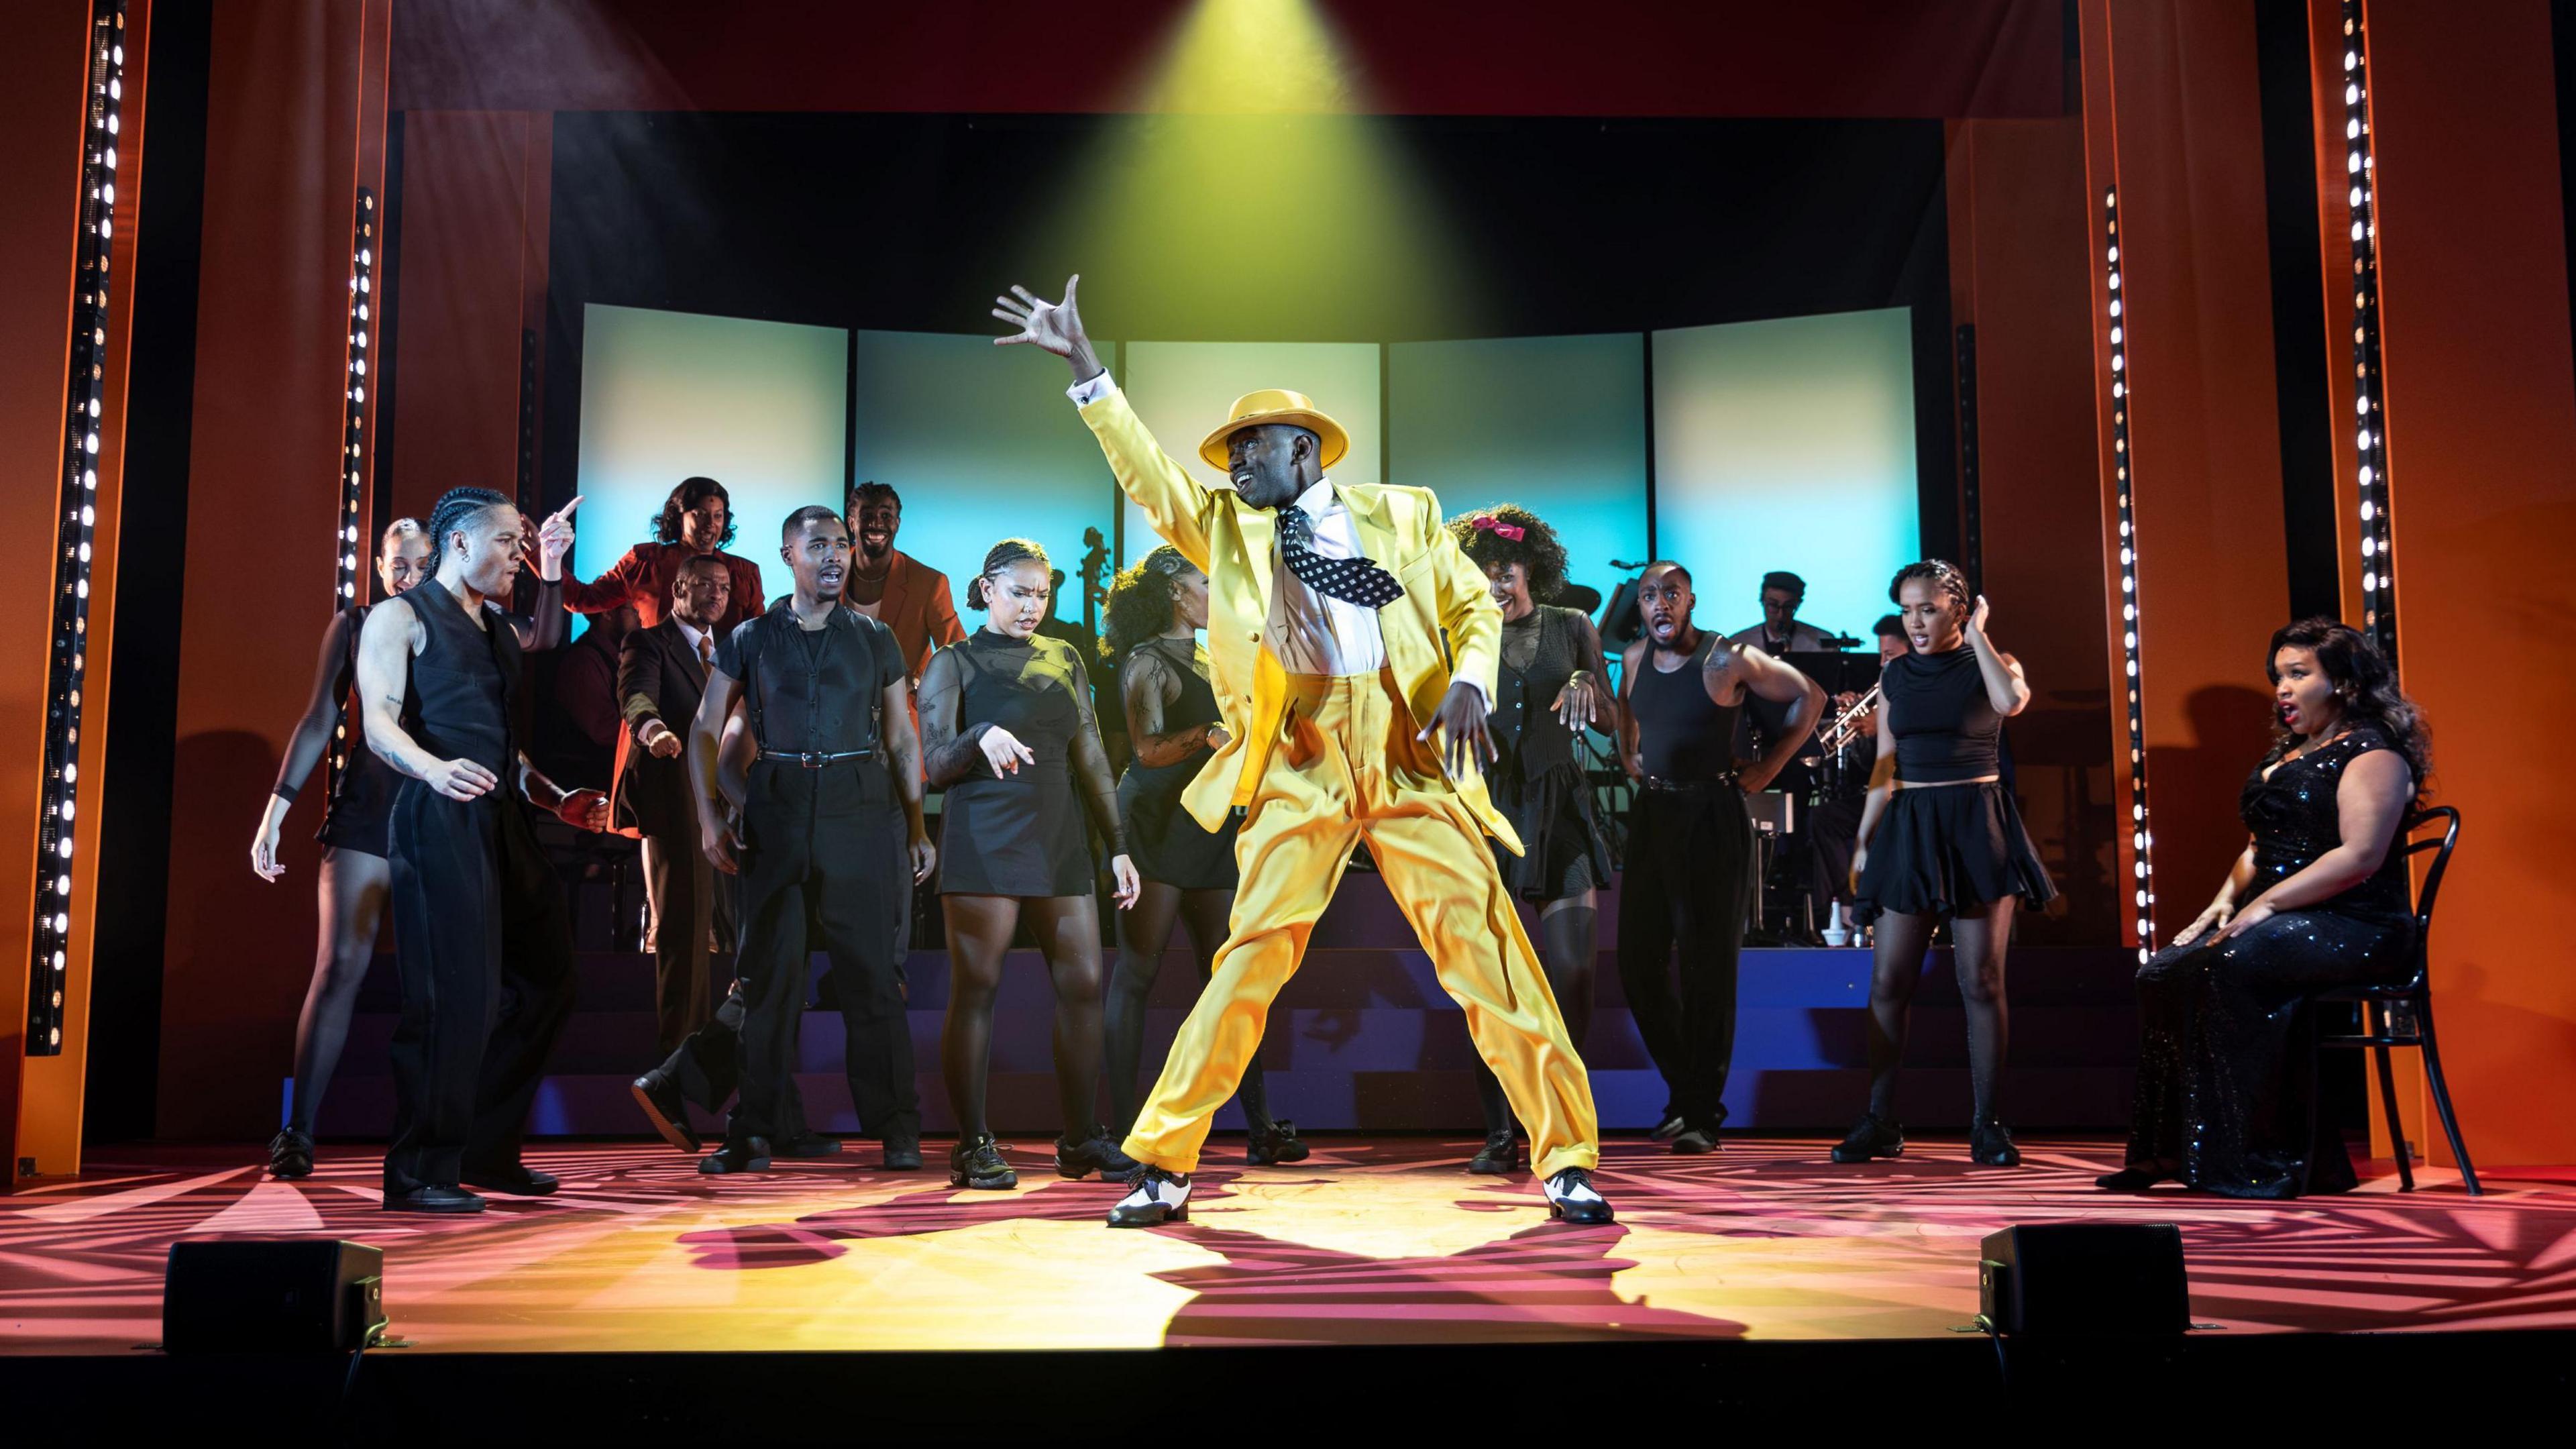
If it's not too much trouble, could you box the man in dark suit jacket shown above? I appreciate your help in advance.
[615,553,735,1053]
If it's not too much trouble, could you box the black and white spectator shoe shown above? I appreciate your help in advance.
[1107,1165,1192,1228]
[1542,1167,1615,1224]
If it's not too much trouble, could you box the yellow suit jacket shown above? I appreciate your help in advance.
[1077,380,1521,854]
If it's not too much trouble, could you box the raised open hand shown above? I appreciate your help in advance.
[991,277,1104,380]
[1968,592,1992,636]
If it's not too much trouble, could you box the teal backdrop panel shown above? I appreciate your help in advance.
[574,305,849,620]
[1387,333,1648,610]
[849,329,1124,631]
[1651,308,1921,644]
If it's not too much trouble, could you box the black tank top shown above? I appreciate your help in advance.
[1884,646,2000,782]
[401,575,519,778]
[1631,631,1739,782]
[1130,638,1221,765]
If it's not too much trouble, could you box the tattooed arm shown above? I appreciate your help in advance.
[354,596,498,802]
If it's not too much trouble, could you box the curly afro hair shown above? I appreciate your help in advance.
[1098,545,1199,661]
[1446,504,1568,604]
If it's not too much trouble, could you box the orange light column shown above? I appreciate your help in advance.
[156,0,392,1141]
[2354,0,2576,1170]
[2076,0,2296,961]
[0,2,151,1187]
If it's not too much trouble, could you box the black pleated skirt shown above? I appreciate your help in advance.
[1854,781,2057,924]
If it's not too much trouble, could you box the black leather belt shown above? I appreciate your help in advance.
[757,748,877,768]
[1643,773,1739,792]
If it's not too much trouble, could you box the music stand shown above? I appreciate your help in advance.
[1782,649,1882,696]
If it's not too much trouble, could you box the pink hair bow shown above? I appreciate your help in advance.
[1472,515,1525,541]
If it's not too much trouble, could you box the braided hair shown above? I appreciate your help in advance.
[965,537,1050,611]
[1099,545,1197,661]
[426,486,512,561]
[1888,559,1972,612]
[1446,504,1569,604]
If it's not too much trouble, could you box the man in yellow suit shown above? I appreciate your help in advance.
[994,278,1611,1227]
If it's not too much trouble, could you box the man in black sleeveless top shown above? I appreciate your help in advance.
[356,487,605,1213]
[1614,563,1823,1154]
[688,506,935,1175]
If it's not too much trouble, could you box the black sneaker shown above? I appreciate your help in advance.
[1467,1131,1520,1175]
[881,1135,924,1172]
[268,1129,315,1180]
[1054,1128,1138,1180]
[950,1134,1018,1190]
[1247,1119,1310,1166]
[1831,1113,1905,1163]
[1648,1113,1688,1141]
[1970,1119,2023,1167]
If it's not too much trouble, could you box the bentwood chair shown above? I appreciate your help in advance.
[2304,805,2479,1195]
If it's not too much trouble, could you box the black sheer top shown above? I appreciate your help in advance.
[920,629,1124,853]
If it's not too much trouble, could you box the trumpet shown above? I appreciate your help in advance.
[1817,683,1882,755]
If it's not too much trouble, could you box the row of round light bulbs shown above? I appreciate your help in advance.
[2105,186,2157,967]
[2342,3,2398,648]
[34,4,125,1055]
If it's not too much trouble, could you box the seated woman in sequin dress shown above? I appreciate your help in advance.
[2100,619,2430,1198]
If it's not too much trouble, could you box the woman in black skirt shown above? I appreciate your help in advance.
[1098,547,1309,1167]
[2102,619,2428,1197]
[1840,560,2055,1167]
[1448,506,1617,1174]
[920,539,1141,1189]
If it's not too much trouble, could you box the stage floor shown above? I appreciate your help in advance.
[3,1136,2565,1354]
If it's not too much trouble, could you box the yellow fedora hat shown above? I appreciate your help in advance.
[1197,389,1351,473]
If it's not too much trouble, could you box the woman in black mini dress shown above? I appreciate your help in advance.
[920,539,1140,1190]
[1841,560,2055,1167]
[1448,506,1618,1174]
[1098,546,1310,1167]
[2102,619,2429,1198]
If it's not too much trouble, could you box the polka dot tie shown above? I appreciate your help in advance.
[1276,503,1405,608]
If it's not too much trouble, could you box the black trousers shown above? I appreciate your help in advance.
[1617,782,1755,1130]
[731,757,918,1144]
[384,786,578,1193]
[643,833,736,1055]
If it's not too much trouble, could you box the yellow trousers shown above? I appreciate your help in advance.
[1122,670,1601,1179]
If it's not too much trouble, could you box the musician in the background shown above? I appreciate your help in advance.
[844,480,966,688]
[1725,570,1841,657]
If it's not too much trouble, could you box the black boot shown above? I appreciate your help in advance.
[1831,1113,1905,1163]
[1247,1119,1309,1166]
[268,1129,315,1181]
[1671,1121,1723,1155]
[950,1134,1017,1190]
[1055,1128,1139,1180]
[383,1185,485,1214]
[1970,1119,2023,1167]
[699,1136,773,1175]
[881,1133,924,1171]
[1467,1131,1520,1175]
[462,1160,560,1196]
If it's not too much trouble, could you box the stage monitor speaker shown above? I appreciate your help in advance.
[164,1239,388,1352]
[1977,1223,2187,1337]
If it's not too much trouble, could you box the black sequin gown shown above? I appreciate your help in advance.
[2122,727,2418,1197]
